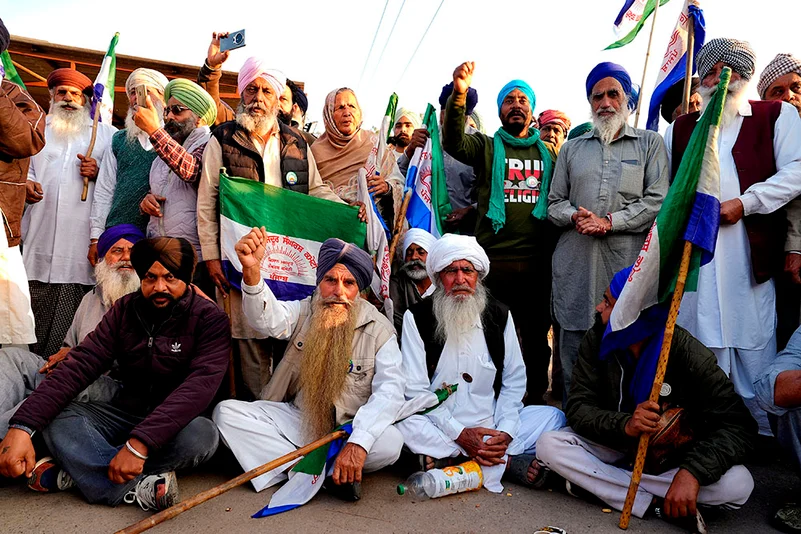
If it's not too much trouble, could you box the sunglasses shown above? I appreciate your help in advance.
[164,105,190,116]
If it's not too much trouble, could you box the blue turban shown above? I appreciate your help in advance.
[586,62,632,100]
[97,224,145,259]
[609,265,632,299]
[316,238,373,291]
[439,82,478,115]
[496,80,536,115]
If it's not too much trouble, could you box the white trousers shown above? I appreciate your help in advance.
[536,428,754,518]
[397,405,566,492]
[213,399,403,492]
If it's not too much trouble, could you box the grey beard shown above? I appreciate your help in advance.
[125,101,164,143]
[49,100,89,139]
[592,105,630,145]
[698,79,749,127]
[432,280,488,344]
[94,260,140,308]
[236,102,278,136]
[400,260,428,281]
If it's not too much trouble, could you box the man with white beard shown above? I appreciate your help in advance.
[23,68,116,357]
[90,68,168,265]
[548,62,669,402]
[0,224,144,439]
[665,39,801,435]
[397,234,566,492]
[213,233,405,501]
[389,228,436,336]
[198,57,352,400]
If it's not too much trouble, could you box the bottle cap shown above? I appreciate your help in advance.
[397,484,406,495]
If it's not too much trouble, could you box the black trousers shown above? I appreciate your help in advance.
[484,258,552,405]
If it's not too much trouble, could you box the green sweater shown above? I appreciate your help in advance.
[442,93,556,261]
[105,130,159,231]
[567,322,758,486]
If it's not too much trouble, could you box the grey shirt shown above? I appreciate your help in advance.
[62,287,110,349]
[548,124,669,331]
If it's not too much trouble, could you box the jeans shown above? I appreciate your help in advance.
[42,401,219,505]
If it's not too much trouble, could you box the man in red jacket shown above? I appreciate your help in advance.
[0,237,230,512]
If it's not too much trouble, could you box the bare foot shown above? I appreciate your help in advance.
[424,456,436,471]
[527,459,540,483]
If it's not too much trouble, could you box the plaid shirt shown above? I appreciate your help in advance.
[150,128,206,183]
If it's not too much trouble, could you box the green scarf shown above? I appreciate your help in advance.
[489,127,554,233]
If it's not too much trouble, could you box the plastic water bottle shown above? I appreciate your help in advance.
[397,460,483,499]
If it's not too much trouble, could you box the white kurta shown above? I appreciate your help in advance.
[0,224,35,345]
[22,117,115,285]
[666,101,801,351]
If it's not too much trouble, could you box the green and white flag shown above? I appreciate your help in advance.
[606,0,670,50]
[1,51,26,89]
[91,32,118,123]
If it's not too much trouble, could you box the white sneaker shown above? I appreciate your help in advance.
[27,457,76,492]
[123,472,179,511]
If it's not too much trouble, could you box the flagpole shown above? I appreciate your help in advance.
[618,239,693,529]
[681,8,696,114]
[115,430,348,534]
[81,104,101,201]
[388,189,412,261]
[634,0,663,128]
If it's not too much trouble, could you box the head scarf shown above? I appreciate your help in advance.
[425,234,490,287]
[696,38,756,81]
[496,79,536,115]
[568,121,594,140]
[599,266,670,407]
[439,81,478,115]
[758,53,801,99]
[395,108,422,130]
[286,79,308,113]
[0,18,8,54]
[402,229,436,258]
[131,237,197,284]
[660,77,700,123]
[47,68,93,96]
[538,109,571,134]
[320,87,363,146]
[586,62,632,101]
[125,68,168,94]
[97,224,145,260]
[164,78,217,126]
[236,57,285,98]
[316,238,373,291]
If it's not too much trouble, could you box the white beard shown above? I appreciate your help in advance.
[698,78,749,128]
[236,102,278,136]
[94,259,141,308]
[592,105,631,145]
[125,100,164,143]
[400,260,428,281]
[49,100,89,140]
[432,280,488,344]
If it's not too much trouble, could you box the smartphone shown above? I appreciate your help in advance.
[135,85,148,108]
[220,30,246,52]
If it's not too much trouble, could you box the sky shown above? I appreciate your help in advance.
[4,0,799,135]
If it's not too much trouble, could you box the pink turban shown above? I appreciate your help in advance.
[538,109,571,134]
[237,57,285,97]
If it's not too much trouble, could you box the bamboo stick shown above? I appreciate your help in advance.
[634,0,664,128]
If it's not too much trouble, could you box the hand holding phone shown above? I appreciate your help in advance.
[220,30,246,53]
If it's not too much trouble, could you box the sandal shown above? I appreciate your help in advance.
[506,453,550,489]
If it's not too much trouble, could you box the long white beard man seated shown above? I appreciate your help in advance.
[213,230,406,501]
[396,234,566,492]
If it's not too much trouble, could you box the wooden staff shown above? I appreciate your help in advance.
[681,10,696,115]
[115,429,347,534]
[618,240,693,529]
[81,99,102,201]
[222,291,236,398]
[634,0,664,128]
[388,189,413,261]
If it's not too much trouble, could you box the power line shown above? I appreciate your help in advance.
[394,0,446,87]
[367,0,407,85]
[357,0,391,90]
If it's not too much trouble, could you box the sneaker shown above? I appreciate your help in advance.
[123,472,179,511]
[27,457,76,492]
[773,502,801,533]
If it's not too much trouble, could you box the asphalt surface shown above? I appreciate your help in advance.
[0,443,796,534]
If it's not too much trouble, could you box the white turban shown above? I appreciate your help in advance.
[125,68,169,94]
[395,108,422,130]
[402,228,436,258]
[426,234,490,286]
[237,57,285,98]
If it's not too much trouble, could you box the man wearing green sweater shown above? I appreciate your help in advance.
[442,62,557,406]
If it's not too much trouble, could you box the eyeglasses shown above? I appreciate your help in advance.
[164,105,190,116]
[440,266,477,276]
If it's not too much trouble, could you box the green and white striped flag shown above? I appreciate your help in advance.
[91,32,118,123]
[606,0,670,50]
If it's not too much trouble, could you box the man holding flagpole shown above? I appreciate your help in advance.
[666,38,801,434]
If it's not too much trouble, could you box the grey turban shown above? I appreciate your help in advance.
[696,38,756,81]
[758,53,801,98]
[316,238,373,291]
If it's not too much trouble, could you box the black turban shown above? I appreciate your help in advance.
[286,79,308,113]
[316,238,372,291]
[131,237,197,285]
[439,81,478,116]
[660,77,700,123]
[0,18,9,54]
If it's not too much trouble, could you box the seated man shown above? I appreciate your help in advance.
[213,232,405,501]
[0,237,230,512]
[0,224,144,437]
[537,267,757,531]
[390,228,436,336]
[397,234,566,493]
[755,325,801,531]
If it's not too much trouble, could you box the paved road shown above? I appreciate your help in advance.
[0,451,794,533]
